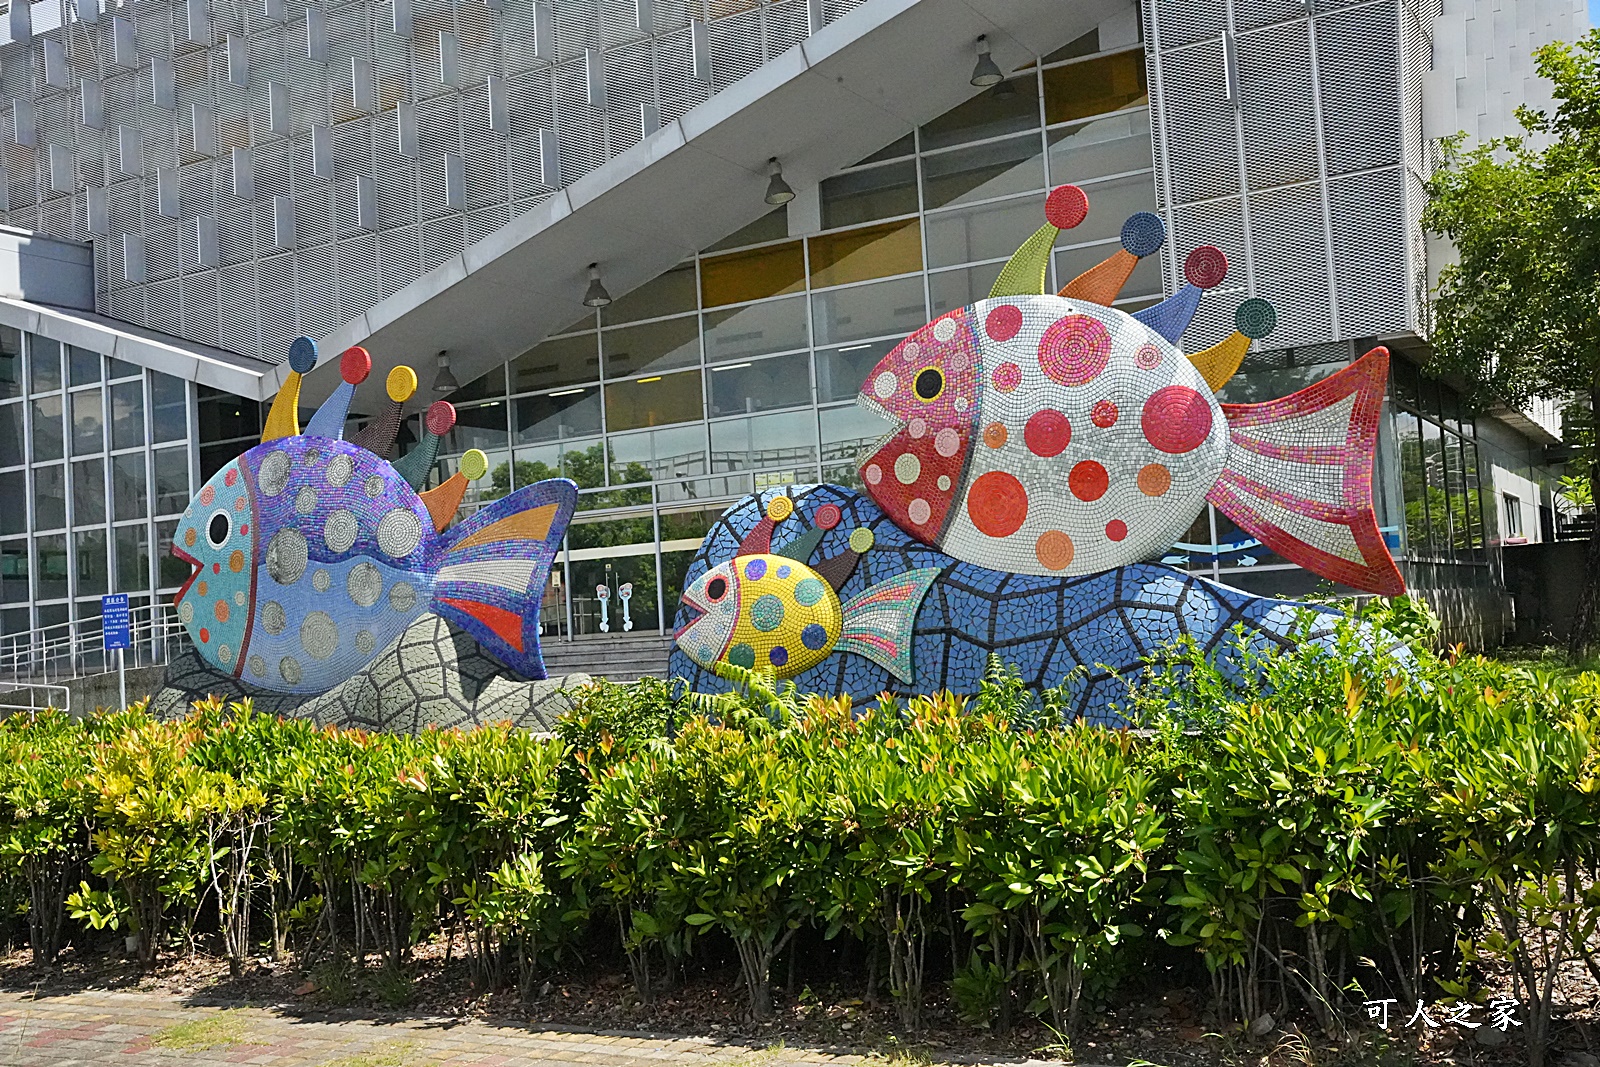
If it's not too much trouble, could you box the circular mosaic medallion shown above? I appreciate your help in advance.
[265,528,308,585]
[325,453,355,487]
[347,561,383,607]
[376,508,423,558]
[300,611,338,659]
[262,600,286,635]
[324,509,359,554]
[258,450,291,496]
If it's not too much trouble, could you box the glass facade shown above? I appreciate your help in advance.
[0,328,196,638]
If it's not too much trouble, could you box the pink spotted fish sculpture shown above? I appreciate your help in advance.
[856,184,1404,596]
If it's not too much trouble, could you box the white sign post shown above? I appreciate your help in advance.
[102,593,130,710]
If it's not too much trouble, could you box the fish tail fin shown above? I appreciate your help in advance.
[834,567,942,683]
[1206,347,1405,596]
[428,478,578,679]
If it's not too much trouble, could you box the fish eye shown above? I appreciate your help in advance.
[207,510,231,548]
[706,576,728,602]
[914,367,944,401]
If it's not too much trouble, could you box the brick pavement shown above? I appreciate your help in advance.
[0,990,1061,1067]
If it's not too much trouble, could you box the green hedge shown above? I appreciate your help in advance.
[3,627,1600,1066]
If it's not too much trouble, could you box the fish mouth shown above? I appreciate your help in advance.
[673,597,705,642]
[171,544,202,606]
[854,392,905,456]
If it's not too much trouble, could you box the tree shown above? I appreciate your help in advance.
[1422,30,1600,656]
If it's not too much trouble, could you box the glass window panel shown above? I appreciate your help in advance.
[709,352,812,417]
[196,390,260,444]
[817,339,896,404]
[448,364,507,403]
[920,74,1041,151]
[69,345,100,386]
[925,195,1045,269]
[150,371,187,442]
[809,220,923,290]
[811,275,927,347]
[0,402,21,468]
[1462,438,1484,551]
[109,380,145,451]
[36,534,67,598]
[855,133,915,166]
[704,207,788,253]
[602,262,697,325]
[1042,28,1099,64]
[1420,418,1448,557]
[1053,242,1163,298]
[1052,173,1157,247]
[1441,429,1465,552]
[0,471,23,535]
[29,336,61,393]
[70,389,103,455]
[0,327,20,400]
[608,424,707,484]
[601,315,701,378]
[112,452,147,522]
[604,369,704,431]
[929,262,1006,317]
[74,529,107,597]
[819,161,918,230]
[440,401,509,455]
[566,551,660,634]
[1042,50,1148,125]
[1392,357,1420,411]
[32,394,63,461]
[514,387,603,445]
[511,333,600,394]
[34,464,65,530]
[710,409,818,473]
[518,438,607,490]
[700,242,805,308]
[922,134,1046,210]
[155,518,188,588]
[36,603,67,629]
[108,356,140,379]
[1,539,28,604]
[821,403,893,468]
[153,447,189,515]
[702,296,809,364]
[73,458,105,525]
[1047,110,1152,183]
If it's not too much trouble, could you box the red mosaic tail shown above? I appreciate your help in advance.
[1205,347,1405,597]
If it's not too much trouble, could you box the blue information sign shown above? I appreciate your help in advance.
[102,593,131,651]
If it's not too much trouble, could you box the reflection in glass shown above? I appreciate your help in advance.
[1,539,28,603]
[854,133,915,167]
[929,262,1005,316]
[609,424,707,483]
[922,135,1045,210]
[196,388,261,443]
[116,524,152,593]
[36,534,67,598]
[1047,110,1152,184]
[705,207,788,253]
[0,472,22,535]
[1042,50,1148,125]
[1053,242,1162,298]
[0,403,21,467]
[156,519,188,588]
[816,341,894,404]
[821,403,893,468]
[602,262,697,325]
[702,297,809,364]
[709,352,811,417]
[811,276,926,347]
[920,73,1041,151]
[566,550,659,635]
[1050,173,1157,247]
[108,357,140,379]
[448,365,506,404]
[711,410,818,473]
[75,528,108,596]
[700,242,805,308]
[30,337,61,393]
[809,220,923,290]
[32,394,63,462]
[604,370,703,432]
[1420,418,1449,557]
[71,389,103,455]
[0,327,19,400]
[601,315,701,378]
[510,333,599,394]
[69,346,100,386]
[110,380,144,450]
[514,387,602,444]
[507,439,607,491]
[819,161,918,230]
[153,447,189,515]
[34,464,66,530]
[440,402,509,455]
[151,372,187,442]
[112,452,147,522]
[73,458,105,525]
[925,196,1045,269]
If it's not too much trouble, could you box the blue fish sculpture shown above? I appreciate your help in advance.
[170,339,576,695]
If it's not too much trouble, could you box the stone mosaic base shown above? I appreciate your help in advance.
[153,612,588,733]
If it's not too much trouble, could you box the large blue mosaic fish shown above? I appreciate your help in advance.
[668,484,1348,725]
[171,339,577,695]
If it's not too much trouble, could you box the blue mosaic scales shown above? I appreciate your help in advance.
[667,484,1349,725]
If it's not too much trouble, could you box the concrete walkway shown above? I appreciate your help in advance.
[0,990,1031,1067]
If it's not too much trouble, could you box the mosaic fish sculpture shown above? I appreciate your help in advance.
[855,184,1406,597]
[675,495,941,680]
[170,339,577,695]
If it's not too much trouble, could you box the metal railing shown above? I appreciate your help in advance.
[0,601,184,686]
[0,682,71,716]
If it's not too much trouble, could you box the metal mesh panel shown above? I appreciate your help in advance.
[39,193,75,240]
[256,252,298,353]
[216,200,255,264]
[506,132,551,198]
[1327,167,1407,336]
[1247,181,1333,347]
[372,29,413,111]
[457,3,498,84]
[766,0,807,57]
[553,0,599,58]
[499,0,546,74]
[655,26,706,124]
[295,243,342,335]
[462,142,506,208]
[552,59,603,180]
[107,284,144,325]
[506,67,553,138]
[1156,40,1239,204]
[604,38,652,144]
[420,213,463,271]
[182,270,220,344]
[465,202,508,243]
[376,223,420,297]
[146,276,182,334]
[708,6,761,92]
[217,262,260,352]
[336,233,380,317]
[295,182,333,244]
[145,217,186,280]
[1167,195,1246,296]
[1149,0,1222,49]
[1315,3,1402,176]
[372,136,417,219]
[1234,0,1303,31]
[331,114,374,180]
[254,139,292,197]
[177,158,215,215]
[1238,21,1317,191]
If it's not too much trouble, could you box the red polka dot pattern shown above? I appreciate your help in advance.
[1184,245,1229,289]
[341,346,373,384]
[967,471,1029,538]
[1023,410,1071,458]
[814,504,842,530]
[1038,315,1110,387]
[426,401,457,436]
[985,304,1023,342]
[1142,386,1214,454]
[1044,184,1089,230]
[1091,400,1118,428]
[1105,520,1128,542]
[1069,461,1108,501]
[992,362,1022,392]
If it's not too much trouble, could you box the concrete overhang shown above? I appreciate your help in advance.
[281,0,1123,408]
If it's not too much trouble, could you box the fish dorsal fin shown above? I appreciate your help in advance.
[349,366,418,459]
[774,527,824,563]
[1189,299,1277,391]
[1058,212,1165,306]
[393,401,455,490]
[1206,346,1404,596]
[738,495,793,555]
[989,185,1088,299]
[1133,246,1228,343]
[262,337,318,442]
[814,525,873,592]
[834,566,942,683]
[420,448,488,532]
[304,347,372,439]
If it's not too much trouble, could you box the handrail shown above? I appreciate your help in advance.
[0,682,71,715]
[0,601,184,686]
